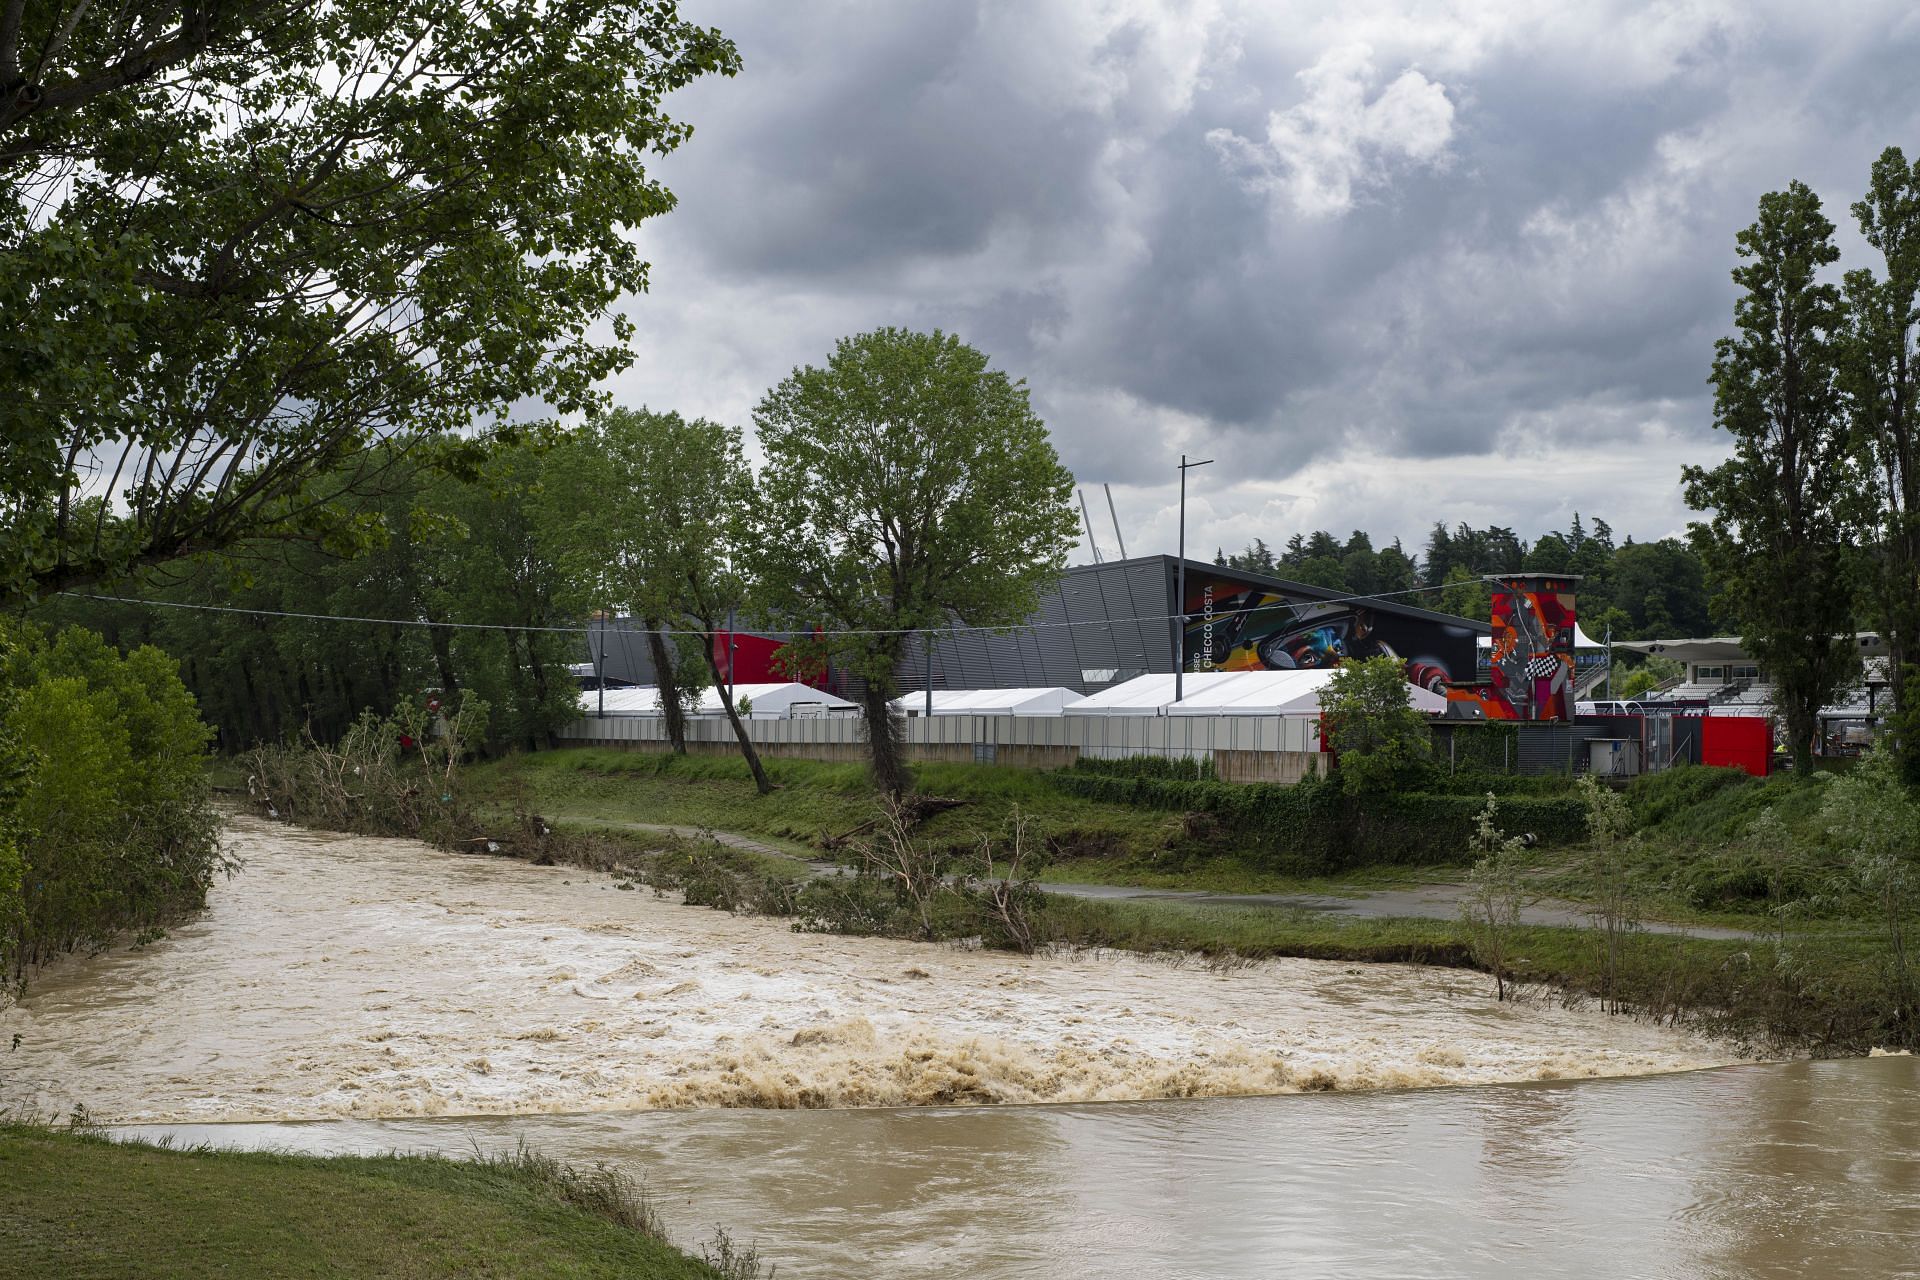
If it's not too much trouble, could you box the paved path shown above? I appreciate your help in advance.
[549,813,1763,942]
[1028,880,1764,941]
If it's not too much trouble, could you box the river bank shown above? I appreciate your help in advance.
[0,817,1749,1126]
[446,750,1909,1053]
[0,1122,751,1279]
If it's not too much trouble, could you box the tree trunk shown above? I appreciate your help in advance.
[645,621,687,753]
[860,678,912,798]
[428,622,461,699]
[702,638,773,794]
[525,630,556,750]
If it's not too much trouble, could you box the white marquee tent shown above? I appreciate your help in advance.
[892,687,1087,717]
[579,682,856,719]
[1072,669,1446,717]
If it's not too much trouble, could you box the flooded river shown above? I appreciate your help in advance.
[5,819,1916,1276]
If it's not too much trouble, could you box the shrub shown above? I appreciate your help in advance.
[1321,655,1433,794]
[241,696,490,846]
[1046,768,1583,871]
[1,625,221,980]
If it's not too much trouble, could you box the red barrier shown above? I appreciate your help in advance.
[1701,715,1772,777]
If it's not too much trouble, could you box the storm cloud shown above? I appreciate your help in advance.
[607,0,1920,561]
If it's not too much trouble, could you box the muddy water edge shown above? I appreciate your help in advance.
[9,819,1916,1277]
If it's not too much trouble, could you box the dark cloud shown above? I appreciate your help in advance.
[612,1,1920,555]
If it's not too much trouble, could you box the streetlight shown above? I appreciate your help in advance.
[1173,453,1213,703]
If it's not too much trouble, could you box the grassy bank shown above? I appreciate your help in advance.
[0,1123,763,1280]
[467,748,1189,862]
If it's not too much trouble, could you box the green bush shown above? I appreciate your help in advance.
[2,625,221,979]
[1625,763,1762,829]
[1045,769,1584,871]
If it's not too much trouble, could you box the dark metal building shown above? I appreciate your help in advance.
[915,556,1487,696]
[580,556,1489,700]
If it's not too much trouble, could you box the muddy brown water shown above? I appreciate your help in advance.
[5,819,1915,1277]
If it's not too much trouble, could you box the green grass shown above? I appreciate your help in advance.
[0,1125,749,1280]
[1034,855,1455,896]
[469,749,1186,863]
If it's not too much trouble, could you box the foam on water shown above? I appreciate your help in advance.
[0,817,1750,1123]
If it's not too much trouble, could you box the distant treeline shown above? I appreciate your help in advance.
[39,444,584,756]
[1214,514,1717,640]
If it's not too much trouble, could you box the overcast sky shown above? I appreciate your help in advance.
[607,0,1920,566]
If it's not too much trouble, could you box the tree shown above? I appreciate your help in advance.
[38,444,580,754]
[744,329,1078,796]
[1461,793,1529,1002]
[1610,539,1711,638]
[1421,522,1455,585]
[1578,774,1641,1013]
[1438,564,1491,622]
[541,409,773,792]
[1375,539,1419,594]
[538,412,694,755]
[1524,531,1572,574]
[1,1,739,603]
[1841,147,1920,783]
[1320,655,1432,794]
[1291,555,1347,591]
[1685,181,1860,773]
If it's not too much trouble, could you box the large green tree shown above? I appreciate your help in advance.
[744,329,1078,796]
[539,410,771,790]
[1841,147,1920,783]
[0,1,737,602]
[1685,181,1860,772]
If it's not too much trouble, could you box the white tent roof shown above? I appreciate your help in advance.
[1073,669,1445,717]
[579,682,855,718]
[891,687,1086,717]
[1165,669,1447,716]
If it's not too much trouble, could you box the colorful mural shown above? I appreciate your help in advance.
[1178,572,1477,692]
[1447,574,1578,721]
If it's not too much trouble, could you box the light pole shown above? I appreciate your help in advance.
[1174,453,1213,703]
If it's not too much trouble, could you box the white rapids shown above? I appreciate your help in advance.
[0,817,1750,1123]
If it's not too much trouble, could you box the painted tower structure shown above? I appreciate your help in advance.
[1445,574,1581,721]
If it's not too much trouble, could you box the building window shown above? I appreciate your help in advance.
[1730,664,1760,680]
[1695,665,1725,682]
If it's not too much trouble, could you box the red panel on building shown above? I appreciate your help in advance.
[711,631,827,689]
[1701,715,1772,777]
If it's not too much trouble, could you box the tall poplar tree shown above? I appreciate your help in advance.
[1685,181,1859,772]
[1841,147,1920,783]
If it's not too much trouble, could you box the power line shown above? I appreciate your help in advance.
[55,577,1470,640]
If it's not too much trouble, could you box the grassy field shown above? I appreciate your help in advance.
[468,748,1191,863]
[0,1124,757,1280]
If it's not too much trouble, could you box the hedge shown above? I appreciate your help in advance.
[1047,770,1586,872]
